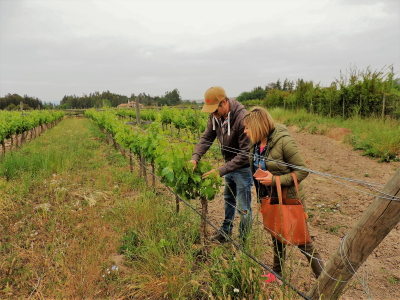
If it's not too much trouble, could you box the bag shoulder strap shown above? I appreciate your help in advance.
[290,172,301,198]
[275,175,283,205]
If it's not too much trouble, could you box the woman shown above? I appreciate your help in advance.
[243,107,323,281]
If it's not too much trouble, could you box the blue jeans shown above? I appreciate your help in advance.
[221,167,253,238]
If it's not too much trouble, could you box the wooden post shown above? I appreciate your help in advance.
[135,98,147,183]
[200,196,208,246]
[141,154,147,184]
[307,169,400,300]
[129,150,133,173]
[1,140,5,155]
[119,144,126,158]
[382,93,386,119]
[134,97,141,126]
[152,163,156,188]
[175,195,180,213]
[112,135,118,150]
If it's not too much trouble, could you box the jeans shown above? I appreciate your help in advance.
[221,167,253,238]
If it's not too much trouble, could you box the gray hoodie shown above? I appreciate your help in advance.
[191,98,250,176]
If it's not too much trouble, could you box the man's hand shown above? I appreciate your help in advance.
[255,171,273,186]
[187,160,197,171]
[202,169,220,179]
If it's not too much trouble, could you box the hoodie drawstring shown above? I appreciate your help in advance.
[212,113,231,136]
[227,111,231,136]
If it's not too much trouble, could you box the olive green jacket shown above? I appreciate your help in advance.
[249,124,309,206]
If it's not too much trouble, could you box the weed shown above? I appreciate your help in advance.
[118,229,141,260]
[389,276,399,284]
[208,247,263,299]
[329,225,342,234]
[309,124,318,134]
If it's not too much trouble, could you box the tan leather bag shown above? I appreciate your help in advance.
[260,173,311,245]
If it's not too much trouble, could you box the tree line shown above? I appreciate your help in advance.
[58,89,187,109]
[237,66,400,119]
[1,89,195,111]
[0,94,54,110]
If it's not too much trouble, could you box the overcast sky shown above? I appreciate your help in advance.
[1,0,399,104]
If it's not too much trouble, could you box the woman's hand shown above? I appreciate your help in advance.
[255,171,273,186]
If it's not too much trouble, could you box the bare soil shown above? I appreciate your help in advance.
[207,126,400,299]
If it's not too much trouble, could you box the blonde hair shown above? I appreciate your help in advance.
[243,107,275,143]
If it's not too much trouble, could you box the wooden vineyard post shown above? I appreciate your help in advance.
[21,131,25,146]
[135,98,147,184]
[200,196,208,246]
[121,145,126,159]
[175,195,180,213]
[307,169,400,300]
[112,135,118,150]
[129,150,133,173]
[152,163,156,188]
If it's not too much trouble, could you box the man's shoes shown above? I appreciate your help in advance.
[210,231,232,243]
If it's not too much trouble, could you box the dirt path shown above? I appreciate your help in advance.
[207,126,400,299]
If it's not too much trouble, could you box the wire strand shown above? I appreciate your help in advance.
[135,127,399,201]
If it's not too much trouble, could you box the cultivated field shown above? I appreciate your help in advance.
[0,115,399,299]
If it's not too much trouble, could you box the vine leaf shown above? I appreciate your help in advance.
[162,167,174,182]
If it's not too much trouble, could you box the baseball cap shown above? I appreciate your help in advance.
[202,86,227,113]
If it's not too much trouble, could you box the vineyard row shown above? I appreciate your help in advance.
[0,110,65,154]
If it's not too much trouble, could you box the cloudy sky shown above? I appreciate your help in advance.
[1,0,399,104]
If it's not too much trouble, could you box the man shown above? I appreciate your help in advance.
[189,86,253,243]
